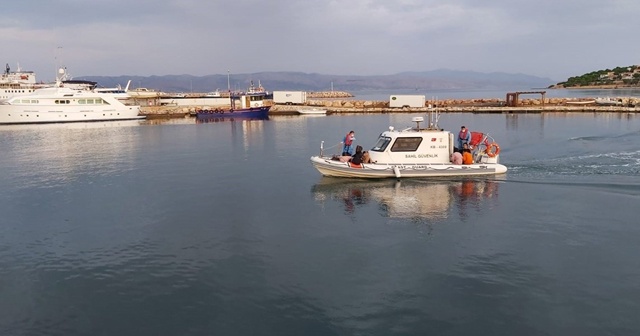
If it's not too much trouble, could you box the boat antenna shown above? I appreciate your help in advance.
[427,96,440,130]
[54,46,63,82]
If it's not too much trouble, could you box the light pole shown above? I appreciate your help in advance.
[227,70,230,92]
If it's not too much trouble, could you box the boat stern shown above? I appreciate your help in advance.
[477,154,507,174]
[477,154,499,164]
[494,163,508,174]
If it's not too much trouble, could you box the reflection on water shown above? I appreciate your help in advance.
[312,178,501,221]
[0,121,143,190]
[194,116,270,152]
[0,119,145,131]
[195,116,269,123]
[141,117,194,125]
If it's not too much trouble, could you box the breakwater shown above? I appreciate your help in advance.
[174,91,354,99]
[269,104,640,114]
[140,96,640,118]
[307,91,353,98]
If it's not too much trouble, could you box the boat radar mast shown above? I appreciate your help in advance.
[426,98,441,130]
[55,67,67,87]
[412,105,440,131]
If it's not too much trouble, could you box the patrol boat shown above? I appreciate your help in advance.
[310,112,507,179]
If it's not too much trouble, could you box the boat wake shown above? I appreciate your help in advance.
[569,130,640,142]
[506,149,640,196]
[502,177,640,197]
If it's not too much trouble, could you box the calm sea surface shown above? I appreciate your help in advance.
[1,112,640,335]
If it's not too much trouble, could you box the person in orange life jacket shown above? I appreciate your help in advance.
[456,126,471,152]
[342,130,355,156]
[462,143,474,164]
[350,145,365,165]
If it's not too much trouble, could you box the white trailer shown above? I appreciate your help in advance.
[389,95,426,108]
[273,91,307,105]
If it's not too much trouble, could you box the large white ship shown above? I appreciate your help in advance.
[0,63,49,101]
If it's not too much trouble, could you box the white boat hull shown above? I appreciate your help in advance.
[0,105,144,124]
[310,156,507,178]
[298,109,327,115]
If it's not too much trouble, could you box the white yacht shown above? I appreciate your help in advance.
[127,87,162,98]
[0,85,144,124]
[298,108,327,115]
[94,80,131,100]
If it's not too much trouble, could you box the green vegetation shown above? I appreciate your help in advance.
[553,65,640,88]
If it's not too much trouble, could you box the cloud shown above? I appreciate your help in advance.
[1,0,638,81]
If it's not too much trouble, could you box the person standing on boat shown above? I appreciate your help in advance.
[342,130,355,156]
[456,126,471,152]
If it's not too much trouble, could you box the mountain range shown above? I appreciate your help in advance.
[79,69,555,93]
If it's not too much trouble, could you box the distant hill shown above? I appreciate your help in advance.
[79,69,555,93]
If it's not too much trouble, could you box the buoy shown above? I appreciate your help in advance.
[393,166,401,178]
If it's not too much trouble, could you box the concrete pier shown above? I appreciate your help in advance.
[268,104,639,114]
[140,100,640,118]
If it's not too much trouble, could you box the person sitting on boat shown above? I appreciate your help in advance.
[342,130,355,156]
[462,143,474,164]
[456,126,471,152]
[450,151,463,165]
[331,155,353,162]
[362,150,372,164]
[350,145,365,165]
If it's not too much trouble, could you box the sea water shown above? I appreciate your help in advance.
[1,112,639,335]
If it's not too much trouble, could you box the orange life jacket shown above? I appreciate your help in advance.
[462,151,473,164]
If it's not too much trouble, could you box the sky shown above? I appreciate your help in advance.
[1,0,638,82]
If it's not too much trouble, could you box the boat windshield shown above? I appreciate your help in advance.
[371,136,391,152]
